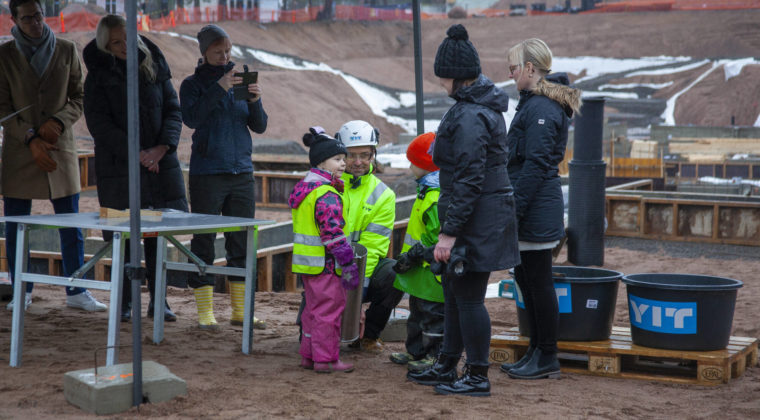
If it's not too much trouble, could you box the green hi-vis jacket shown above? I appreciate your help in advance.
[341,169,396,286]
[291,184,343,275]
[393,185,444,303]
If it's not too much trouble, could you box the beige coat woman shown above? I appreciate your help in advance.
[0,38,84,200]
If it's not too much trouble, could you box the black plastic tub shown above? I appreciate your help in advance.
[622,273,743,351]
[515,266,622,341]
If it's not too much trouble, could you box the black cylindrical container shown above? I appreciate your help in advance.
[515,266,622,341]
[567,161,606,266]
[573,98,605,161]
[622,273,742,351]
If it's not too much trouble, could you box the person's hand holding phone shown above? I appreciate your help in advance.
[218,67,241,91]
[247,83,262,102]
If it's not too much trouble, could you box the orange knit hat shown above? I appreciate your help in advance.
[406,132,438,172]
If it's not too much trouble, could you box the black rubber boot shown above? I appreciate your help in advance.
[500,345,535,373]
[407,353,459,386]
[434,364,491,397]
[121,302,132,323]
[148,299,177,322]
[507,348,561,379]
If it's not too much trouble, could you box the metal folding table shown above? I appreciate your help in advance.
[2,210,273,367]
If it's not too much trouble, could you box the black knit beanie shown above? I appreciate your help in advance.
[303,127,348,167]
[434,24,481,79]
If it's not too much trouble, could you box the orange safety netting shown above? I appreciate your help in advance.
[2,1,759,37]
[673,0,760,10]
[589,0,760,12]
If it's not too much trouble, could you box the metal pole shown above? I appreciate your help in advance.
[126,0,144,407]
[412,0,424,135]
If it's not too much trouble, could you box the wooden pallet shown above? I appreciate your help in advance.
[490,326,758,385]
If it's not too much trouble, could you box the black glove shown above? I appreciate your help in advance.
[393,243,426,273]
[393,253,413,273]
[423,245,468,277]
[423,245,445,275]
[446,246,468,278]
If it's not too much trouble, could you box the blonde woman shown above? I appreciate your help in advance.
[83,14,188,322]
[502,38,581,380]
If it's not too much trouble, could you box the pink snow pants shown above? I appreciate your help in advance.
[300,271,347,363]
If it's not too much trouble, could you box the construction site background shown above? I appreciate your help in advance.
[2,0,760,35]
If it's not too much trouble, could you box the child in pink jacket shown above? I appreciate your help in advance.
[289,127,360,373]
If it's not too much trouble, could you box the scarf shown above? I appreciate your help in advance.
[12,22,56,78]
[195,61,235,85]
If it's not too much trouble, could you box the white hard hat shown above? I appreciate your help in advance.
[335,120,379,148]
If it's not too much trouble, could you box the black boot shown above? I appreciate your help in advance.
[148,299,177,322]
[507,348,561,379]
[407,353,459,386]
[434,364,490,397]
[121,302,132,323]
[499,345,535,373]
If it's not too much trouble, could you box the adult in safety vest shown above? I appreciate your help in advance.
[336,120,402,354]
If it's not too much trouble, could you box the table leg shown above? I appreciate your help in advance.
[153,235,168,344]
[242,227,258,354]
[9,223,29,367]
[106,232,125,366]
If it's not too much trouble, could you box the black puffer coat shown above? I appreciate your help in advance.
[433,74,520,272]
[507,73,581,242]
[83,36,187,211]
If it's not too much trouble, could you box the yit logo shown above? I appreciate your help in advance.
[515,282,572,313]
[350,135,362,141]
[628,294,696,334]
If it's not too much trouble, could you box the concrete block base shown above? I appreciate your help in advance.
[379,308,410,342]
[64,361,186,415]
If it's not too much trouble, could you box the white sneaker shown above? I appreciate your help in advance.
[66,290,107,312]
[6,294,32,311]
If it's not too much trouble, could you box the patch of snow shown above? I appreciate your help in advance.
[625,59,711,77]
[723,57,760,81]
[661,62,721,125]
[598,81,673,90]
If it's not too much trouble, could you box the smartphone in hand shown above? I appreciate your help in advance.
[233,65,259,101]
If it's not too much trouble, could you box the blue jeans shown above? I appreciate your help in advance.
[4,194,85,295]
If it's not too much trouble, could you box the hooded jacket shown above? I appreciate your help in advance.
[180,61,267,176]
[83,36,187,211]
[507,72,582,243]
[289,168,354,274]
[433,74,520,272]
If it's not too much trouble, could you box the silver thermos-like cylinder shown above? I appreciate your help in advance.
[340,243,368,343]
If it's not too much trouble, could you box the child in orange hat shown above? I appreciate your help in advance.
[389,132,445,373]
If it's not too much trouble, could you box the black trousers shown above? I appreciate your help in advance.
[440,271,491,367]
[188,173,255,288]
[120,237,158,307]
[406,295,444,359]
[362,258,404,340]
[513,249,558,353]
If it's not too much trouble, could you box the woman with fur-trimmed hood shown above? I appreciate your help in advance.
[502,38,582,380]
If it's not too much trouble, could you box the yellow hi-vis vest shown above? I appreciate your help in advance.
[394,187,444,302]
[291,184,343,275]
[341,170,396,282]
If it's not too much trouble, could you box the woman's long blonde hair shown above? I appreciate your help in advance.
[96,14,155,83]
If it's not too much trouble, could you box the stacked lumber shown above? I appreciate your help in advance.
[630,140,658,158]
[668,138,760,160]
